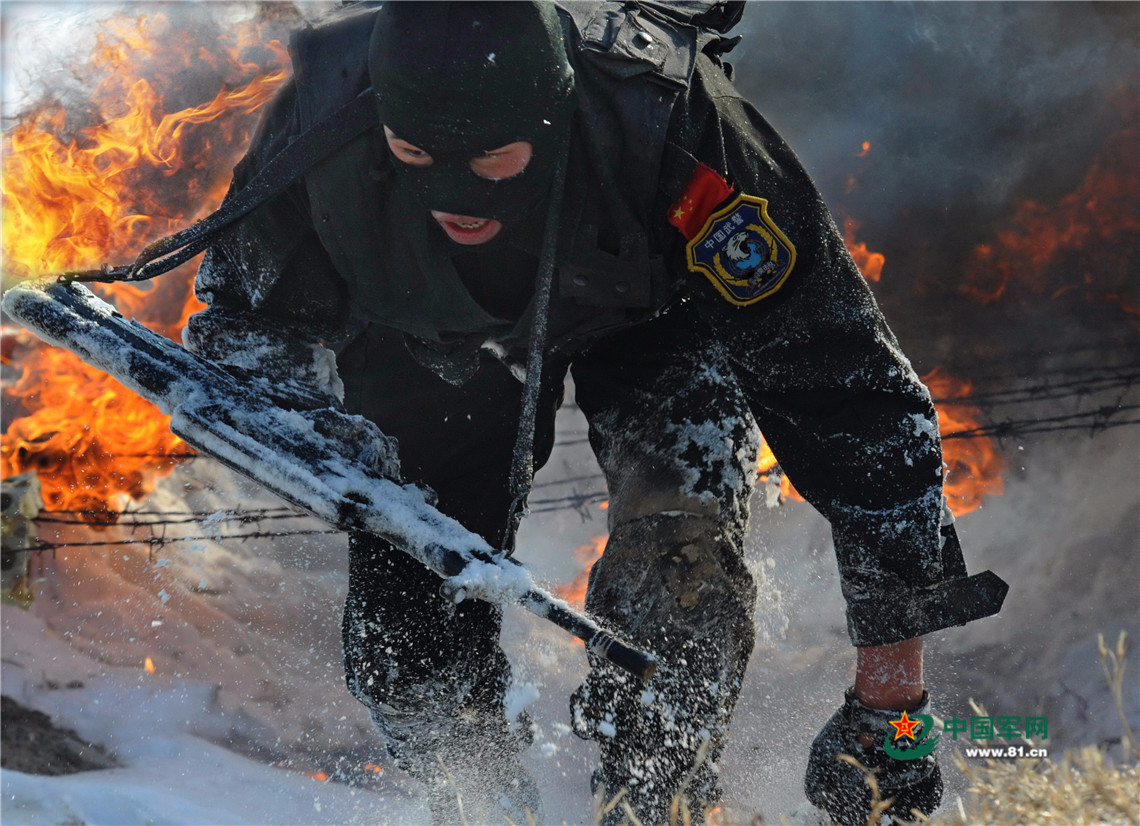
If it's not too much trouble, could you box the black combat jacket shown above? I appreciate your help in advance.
[188,2,1004,646]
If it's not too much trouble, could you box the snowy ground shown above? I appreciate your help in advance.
[3,384,1138,825]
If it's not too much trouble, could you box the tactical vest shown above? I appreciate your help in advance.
[290,2,740,358]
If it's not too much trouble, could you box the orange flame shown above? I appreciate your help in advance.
[856,140,872,158]
[838,211,1004,513]
[925,369,1005,515]
[144,656,156,674]
[843,217,886,282]
[757,434,801,503]
[555,535,607,610]
[757,385,1003,516]
[963,94,1138,309]
[754,379,1004,516]
[1,12,289,517]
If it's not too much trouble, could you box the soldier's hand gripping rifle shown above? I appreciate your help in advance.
[2,279,657,681]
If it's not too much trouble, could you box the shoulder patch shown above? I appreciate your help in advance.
[685,194,796,306]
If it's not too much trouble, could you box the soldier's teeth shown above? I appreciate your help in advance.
[457,220,486,229]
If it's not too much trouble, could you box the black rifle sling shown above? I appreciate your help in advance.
[60,91,378,285]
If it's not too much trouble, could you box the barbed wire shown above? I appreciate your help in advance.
[14,495,615,554]
[945,344,1138,381]
[942,404,1140,440]
[19,491,609,546]
[35,507,303,527]
[17,528,339,556]
[5,351,1138,548]
[935,371,1140,407]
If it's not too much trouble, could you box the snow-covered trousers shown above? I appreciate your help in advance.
[338,299,759,823]
[568,302,760,824]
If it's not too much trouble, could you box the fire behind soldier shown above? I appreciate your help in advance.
[186,2,1007,824]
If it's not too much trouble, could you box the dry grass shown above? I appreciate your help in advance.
[586,632,1140,826]
[591,741,1138,825]
[927,742,1138,826]
[922,632,1139,826]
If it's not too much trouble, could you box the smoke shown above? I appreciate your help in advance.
[733,3,1138,216]
[723,6,1140,547]
[3,3,278,120]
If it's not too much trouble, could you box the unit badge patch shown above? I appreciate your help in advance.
[686,194,797,306]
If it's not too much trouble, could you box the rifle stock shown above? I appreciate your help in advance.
[2,280,657,681]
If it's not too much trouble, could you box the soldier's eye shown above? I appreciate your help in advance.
[383,127,433,167]
[469,141,532,180]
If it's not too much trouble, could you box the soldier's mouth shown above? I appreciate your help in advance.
[430,211,502,245]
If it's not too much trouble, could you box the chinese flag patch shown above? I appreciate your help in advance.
[668,163,734,240]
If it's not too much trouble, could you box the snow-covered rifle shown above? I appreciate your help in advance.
[2,279,657,681]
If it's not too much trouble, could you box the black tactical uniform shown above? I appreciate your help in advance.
[187,3,1004,823]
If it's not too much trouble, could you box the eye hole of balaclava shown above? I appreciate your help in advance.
[368,1,575,225]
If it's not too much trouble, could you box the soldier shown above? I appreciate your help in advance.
[186,2,1006,823]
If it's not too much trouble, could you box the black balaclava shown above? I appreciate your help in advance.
[369,1,575,225]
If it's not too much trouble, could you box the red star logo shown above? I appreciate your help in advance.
[888,710,922,741]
